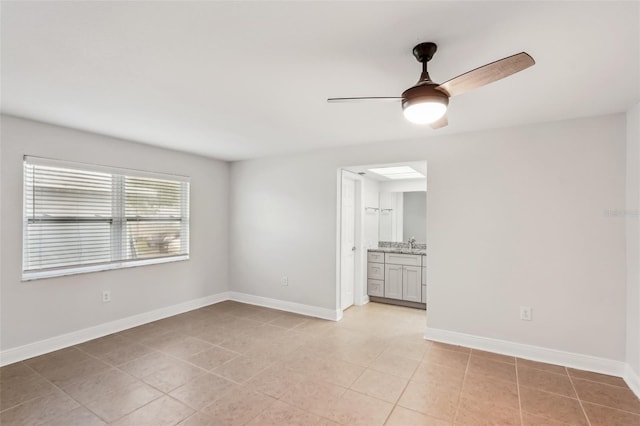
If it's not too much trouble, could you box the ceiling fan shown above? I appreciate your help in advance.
[327,42,535,128]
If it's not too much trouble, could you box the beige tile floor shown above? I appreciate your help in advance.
[1,301,639,425]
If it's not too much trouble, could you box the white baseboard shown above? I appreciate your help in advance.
[624,363,640,399]
[357,296,370,306]
[228,291,342,321]
[0,292,231,367]
[425,327,630,384]
[0,290,341,367]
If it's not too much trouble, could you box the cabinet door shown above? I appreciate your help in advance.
[384,264,403,300]
[402,266,421,302]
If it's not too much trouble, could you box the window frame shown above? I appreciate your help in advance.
[22,156,190,281]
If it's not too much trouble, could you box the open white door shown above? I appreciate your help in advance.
[340,174,356,310]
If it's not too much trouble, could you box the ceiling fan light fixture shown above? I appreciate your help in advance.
[402,101,447,125]
[401,84,449,125]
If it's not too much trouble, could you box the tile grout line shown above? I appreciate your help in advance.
[69,338,233,424]
[270,334,411,424]
[0,362,59,414]
[569,375,637,390]
[517,382,587,401]
[65,352,167,425]
[69,317,383,425]
[577,400,640,417]
[515,358,524,426]
[452,348,473,425]
[105,392,181,425]
[566,367,592,426]
[23,357,112,424]
[379,341,428,425]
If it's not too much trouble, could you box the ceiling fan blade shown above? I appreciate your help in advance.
[327,97,402,103]
[436,52,534,97]
[430,114,448,129]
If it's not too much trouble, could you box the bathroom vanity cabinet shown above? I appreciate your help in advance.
[367,249,426,308]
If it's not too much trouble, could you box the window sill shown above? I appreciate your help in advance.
[22,255,189,282]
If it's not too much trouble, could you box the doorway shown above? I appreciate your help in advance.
[337,161,427,318]
[338,170,364,312]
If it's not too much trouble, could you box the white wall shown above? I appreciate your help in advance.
[627,103,640,377]
[362,176,379,249]
[230,114,627,361]
[0,115,230,352]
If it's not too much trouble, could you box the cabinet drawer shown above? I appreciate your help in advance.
[367,251,385,263]
[367,279,384,297]
[385,253,422,266]
[422,285,427,303]
[367,262,385,280]
[422,267,426,285]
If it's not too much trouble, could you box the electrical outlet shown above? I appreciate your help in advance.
[102,290,111,303]
[281,276,288,286]
[520,306,532,321]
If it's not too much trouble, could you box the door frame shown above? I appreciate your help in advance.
[335,169,365,318]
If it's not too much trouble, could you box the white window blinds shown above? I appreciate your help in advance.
[23,156,190,280]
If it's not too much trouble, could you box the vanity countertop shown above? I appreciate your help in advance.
[368,247,426,256]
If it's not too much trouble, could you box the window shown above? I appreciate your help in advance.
[23,156,190,280]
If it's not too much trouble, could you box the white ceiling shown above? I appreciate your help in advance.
[2,1,638,161]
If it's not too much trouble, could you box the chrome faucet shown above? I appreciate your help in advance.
[408,237,416,249]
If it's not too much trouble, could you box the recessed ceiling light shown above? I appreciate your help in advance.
[368,166,415,174]
[367,166,424,180]
[385,172,425,180]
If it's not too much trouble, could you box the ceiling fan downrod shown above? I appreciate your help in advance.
[413,42,438,84]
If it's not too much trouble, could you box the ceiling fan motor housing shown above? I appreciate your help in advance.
[401,83,449,111]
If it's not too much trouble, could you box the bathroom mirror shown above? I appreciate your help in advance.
[378,191,426,243]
